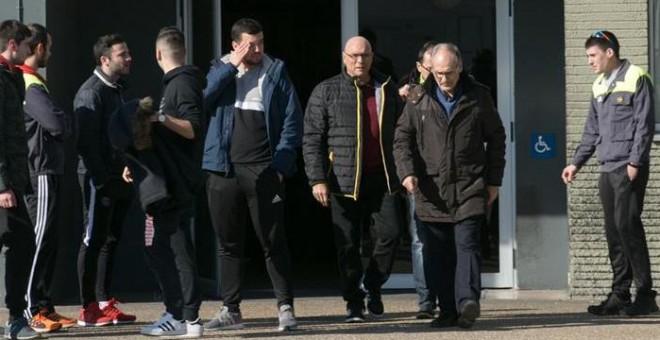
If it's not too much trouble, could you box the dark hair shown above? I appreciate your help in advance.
[0,20,31,51]
[231,18,262,42]
[93,33,125,66]
[157,26,185,60]
[417,41,438,63]
[26,23,49,55]
[585,30,620,58]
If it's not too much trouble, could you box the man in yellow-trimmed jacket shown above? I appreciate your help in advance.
[303,36,404,323]
[562,30,656,317]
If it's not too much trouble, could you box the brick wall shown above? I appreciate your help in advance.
[564,0,658,299]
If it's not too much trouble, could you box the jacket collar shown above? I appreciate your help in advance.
[17,64,47,85]
[341,68,391,87]
[93,66,124,89]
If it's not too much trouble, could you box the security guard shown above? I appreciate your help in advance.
[562,30,657,316]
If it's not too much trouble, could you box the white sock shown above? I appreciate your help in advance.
[99,301,109,309]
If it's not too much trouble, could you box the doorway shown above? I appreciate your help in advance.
[354,0,516,289]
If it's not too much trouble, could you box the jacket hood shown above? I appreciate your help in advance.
[163,65,206,88]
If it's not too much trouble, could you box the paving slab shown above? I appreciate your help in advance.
[15,292,660,340]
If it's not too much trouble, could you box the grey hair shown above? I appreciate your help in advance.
[430,43,463,68]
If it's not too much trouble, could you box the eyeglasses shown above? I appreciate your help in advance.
[591,30,618,50]
[343,51,373,61]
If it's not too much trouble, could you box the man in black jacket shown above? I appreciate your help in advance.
[132,26,205,339]
[303,36,404,323]
[74,33,136,326]
[0,19,40,340]
[394,43,506,329]
[19,23,76,333]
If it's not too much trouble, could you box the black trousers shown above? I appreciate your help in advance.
[77,177,132,306]
[599,165,653,296]
[24,174,60,316]
[206,164,294,308]
[329,174,402,305]
[144,210,201,321]
[417,215,483,315]
[0,192,36,321]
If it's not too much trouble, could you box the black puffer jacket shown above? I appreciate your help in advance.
[393,74,506,222]
[0,63,29,193]
[303,69,402,199]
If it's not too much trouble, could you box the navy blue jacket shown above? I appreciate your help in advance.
[202,55,303,177]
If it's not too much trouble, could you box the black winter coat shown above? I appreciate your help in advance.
[0,64,29,193]
[393,74,506,222]
[303,70,402,199]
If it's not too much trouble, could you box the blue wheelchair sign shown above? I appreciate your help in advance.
[530,133,555,159]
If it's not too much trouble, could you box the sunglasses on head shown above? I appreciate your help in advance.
[591,30,618,50]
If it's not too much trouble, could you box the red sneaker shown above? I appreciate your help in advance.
[78,301,112,327]
[101,298,136,325]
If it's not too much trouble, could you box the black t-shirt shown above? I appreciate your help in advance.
[230,64,271,165]
[230,107,271,164]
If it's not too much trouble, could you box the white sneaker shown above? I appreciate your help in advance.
[140,313,185,337]
[180,318,203,339]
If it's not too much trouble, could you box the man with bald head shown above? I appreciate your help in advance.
[304,36,404,323]
[393,43,506,329]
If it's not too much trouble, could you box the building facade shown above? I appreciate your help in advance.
[0,0,656,302]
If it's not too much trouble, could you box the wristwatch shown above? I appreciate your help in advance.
[157,113,166,123]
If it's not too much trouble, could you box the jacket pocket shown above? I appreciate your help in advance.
[610,94,634,141]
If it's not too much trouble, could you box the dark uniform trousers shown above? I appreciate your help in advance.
[599,164,653,296]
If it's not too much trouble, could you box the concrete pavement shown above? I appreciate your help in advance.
[28,291,660,339]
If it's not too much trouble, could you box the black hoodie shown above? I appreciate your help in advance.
[156,65,206,189]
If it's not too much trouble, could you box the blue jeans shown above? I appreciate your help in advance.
[408,195,435,310]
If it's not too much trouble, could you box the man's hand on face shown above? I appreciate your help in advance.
[229,41,252,68]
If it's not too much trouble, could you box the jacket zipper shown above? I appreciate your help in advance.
[352,79,363,201]
[378,77,392,194]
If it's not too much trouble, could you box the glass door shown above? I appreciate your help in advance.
[348,0,515,288]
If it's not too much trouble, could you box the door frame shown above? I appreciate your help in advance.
[339,0,517,289]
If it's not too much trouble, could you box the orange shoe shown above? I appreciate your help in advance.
[101,298,136,325]
[29,309,63,333]
[78,301,113,327]
[45,310,77,328]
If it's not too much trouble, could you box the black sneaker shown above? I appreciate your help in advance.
[457,300,480,329]
[345,303,365,323]
[587,292,631,316]
[624,290,659,317]
[366,290,384,318]
[429,312,457,328]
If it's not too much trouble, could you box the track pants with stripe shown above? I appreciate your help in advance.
[0,190,36,322]
[78,178,132,307]
[24,174,61,317]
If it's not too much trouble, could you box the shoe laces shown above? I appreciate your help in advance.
[218,307,238,322]
[103,298,125,316]
[46,311,70,322]
[9,317,30,334]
